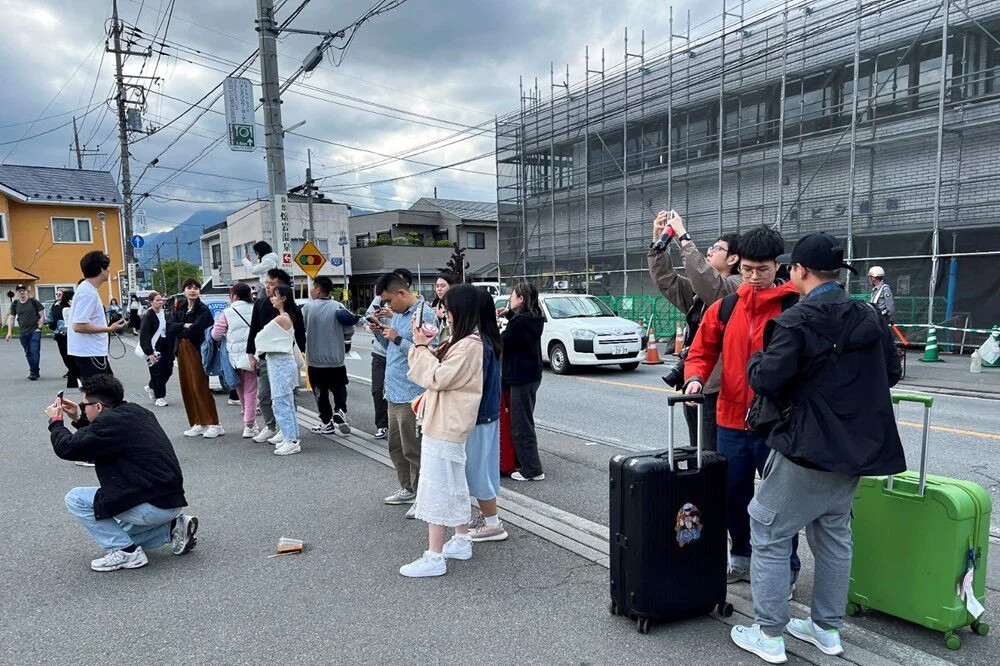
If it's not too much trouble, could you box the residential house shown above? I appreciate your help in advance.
[0,164,124,320]
[350,198,499,307]
[200,220,231,286]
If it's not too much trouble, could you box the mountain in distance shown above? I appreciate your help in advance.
[348,207,376,216]
[140,210,227,267]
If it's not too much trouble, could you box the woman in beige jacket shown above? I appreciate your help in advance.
[400,284,484,578]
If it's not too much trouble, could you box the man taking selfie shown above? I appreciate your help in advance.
[46,375,198,571]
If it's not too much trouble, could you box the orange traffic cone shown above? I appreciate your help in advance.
[644,324,663,365]
[674,321,684,355]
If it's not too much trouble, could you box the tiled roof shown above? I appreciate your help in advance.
[0,164,121,205]
[417,198,497,222]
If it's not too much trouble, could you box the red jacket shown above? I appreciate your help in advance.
[684,281,800,430]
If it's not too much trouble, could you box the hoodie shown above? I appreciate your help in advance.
[746,286,905,476]
[500,311,545,387]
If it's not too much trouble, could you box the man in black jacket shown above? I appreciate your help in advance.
[246,268,305,443]
[46,375,198,572]
[729,232,904,663]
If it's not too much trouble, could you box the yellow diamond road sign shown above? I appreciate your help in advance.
[294,240,327,278]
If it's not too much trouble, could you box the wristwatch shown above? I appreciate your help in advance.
[677,232,692,243]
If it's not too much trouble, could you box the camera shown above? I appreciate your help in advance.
[107,310,124,325]
[662,347,688,390]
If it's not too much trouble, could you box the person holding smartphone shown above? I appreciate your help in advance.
[364,268,411,440]
[69,252,127,380]
[45,374,198,572]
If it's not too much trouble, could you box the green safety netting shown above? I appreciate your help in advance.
[594,294,685,336]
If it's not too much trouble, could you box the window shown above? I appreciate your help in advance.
[211,244,222,270]
[432,229,448,243]
[873,48,912,116]
[784,73,834,136]
[52,217,92,243]
[466,231,486,249]
[587,130,623,183]
[35,284,74,304]
[0,212,6,240]
[915,39,955,108]
[232,242,254,265]
[672,105,716,161]
[355,233,371,247]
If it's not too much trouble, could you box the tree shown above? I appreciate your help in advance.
[149,259,201,295]
[440,242,470,282]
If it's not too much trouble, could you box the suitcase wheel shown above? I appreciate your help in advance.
[636,617,651,634]
[944,631,961,651]
[972,620,990,637]
[717,602,734,618]
[609,601,620,616]
[845,602,862,617]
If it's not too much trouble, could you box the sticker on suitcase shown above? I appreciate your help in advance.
[675,503,702,547]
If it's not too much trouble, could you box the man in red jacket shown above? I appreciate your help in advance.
[683,225,801,588]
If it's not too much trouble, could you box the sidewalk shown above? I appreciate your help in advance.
[897,350,1000,398]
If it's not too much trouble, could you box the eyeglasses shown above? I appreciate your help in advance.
[79,401,105,409]
[707,244,730,255]
[739,264,775,278]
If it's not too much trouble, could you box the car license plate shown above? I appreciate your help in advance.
[614,345,628,355]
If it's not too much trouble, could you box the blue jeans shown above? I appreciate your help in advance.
[65,487,181,551]
[272,392,300,441]
[20,330,40,375]
[716,426,800,573]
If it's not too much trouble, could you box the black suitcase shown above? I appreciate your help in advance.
[609,394,732,633]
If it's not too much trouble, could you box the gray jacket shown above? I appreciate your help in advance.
[303,299,356,368]
[648,241,742,394]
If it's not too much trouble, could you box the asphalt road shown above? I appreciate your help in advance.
[3,333,998,665]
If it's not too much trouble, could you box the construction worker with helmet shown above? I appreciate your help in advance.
[868,266,895,323]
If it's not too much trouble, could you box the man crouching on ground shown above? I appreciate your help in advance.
[45,374,198,571]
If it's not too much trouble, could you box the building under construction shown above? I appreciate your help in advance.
[495,0,1000,336]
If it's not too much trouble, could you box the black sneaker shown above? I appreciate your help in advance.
[29,374,39,381]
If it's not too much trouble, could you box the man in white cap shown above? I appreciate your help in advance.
[868,266,895,323]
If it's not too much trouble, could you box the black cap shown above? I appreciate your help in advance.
[15,284,27,291]
[776,232,857,275]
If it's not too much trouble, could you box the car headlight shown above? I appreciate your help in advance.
[571,329,597,340]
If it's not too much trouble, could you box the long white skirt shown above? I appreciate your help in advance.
[414,434,470,527]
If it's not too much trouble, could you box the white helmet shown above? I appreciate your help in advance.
[868,266,885,278]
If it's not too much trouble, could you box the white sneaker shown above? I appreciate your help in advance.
[241,425,259,439]
[510,471,545,482]
[405,504,417,520]
[143,385,154,400]
[154,398,168,407]
[333,409,351,435]
[227,398,240,405]
[169,514,199,556]
[184,425,206,437]
[399,551,446,578]
[442,535,472,560]
[252,426,276,443]
[267,430,284,445]
[374,427,388,439]
[786,618,844,656]
[384,489,416,505]
[202,425,225,439]
[91,547,148,572]
[273,439,302,456]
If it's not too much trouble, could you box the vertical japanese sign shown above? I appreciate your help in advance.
[223,77,255,152]
[276,194,291,266]
[134,209,147,234]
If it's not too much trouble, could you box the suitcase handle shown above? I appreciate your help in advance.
[668,393,704,472]
[888,391,934,496]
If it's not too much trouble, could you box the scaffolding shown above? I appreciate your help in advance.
[496,0,1000,336]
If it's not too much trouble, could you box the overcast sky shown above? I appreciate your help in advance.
[0,0,739,232]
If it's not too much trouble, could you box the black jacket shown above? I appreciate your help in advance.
[167,299,214,352]
[49,402,186,520]
[138,309,171,357]
[747,286,905,476]
[500,312,545,387]
[245,297,305,356]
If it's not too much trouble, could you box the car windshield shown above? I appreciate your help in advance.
[544,296,616,319]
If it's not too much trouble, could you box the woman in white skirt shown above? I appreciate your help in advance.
[401,284,484,578]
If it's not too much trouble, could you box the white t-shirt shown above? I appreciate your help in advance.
[68,280,109,358]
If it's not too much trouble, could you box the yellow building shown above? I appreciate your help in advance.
[0,164,124,318]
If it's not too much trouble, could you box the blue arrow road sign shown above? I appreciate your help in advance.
[130,234,145,249]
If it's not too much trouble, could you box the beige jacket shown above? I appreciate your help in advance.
[648,241,742,394]
[407,334,484,444]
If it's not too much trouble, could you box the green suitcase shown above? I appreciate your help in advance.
[847,392,991,650]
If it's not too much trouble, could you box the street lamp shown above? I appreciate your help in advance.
[338,231,349,304]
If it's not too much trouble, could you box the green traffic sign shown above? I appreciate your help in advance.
[230,124,255,150]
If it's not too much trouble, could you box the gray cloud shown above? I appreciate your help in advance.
[0,0,722,231]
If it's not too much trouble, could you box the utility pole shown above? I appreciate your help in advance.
[256,0,287,250]
[110,0,135,296]
[72,117,83,169]
[305,148,315,291]
[175,238,181,293]
[156,246,165,295]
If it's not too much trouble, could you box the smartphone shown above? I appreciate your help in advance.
[56,390,65,402]
[365,315,383,328]
[419,300,426,324]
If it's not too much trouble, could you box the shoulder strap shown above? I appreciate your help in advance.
[231,304,251,328]
[719,293,739,328]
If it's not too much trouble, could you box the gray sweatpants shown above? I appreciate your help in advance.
[749,452,859,637]
[257,358,275,429]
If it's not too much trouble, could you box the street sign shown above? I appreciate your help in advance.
[130,234,145,249]
[276,194,291,266]
[134,249,143,260]
[127,262,136,297]
[330,257,343,267]
[294,240,327,278]
[134,209,147,233]
[223,77,256,152]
